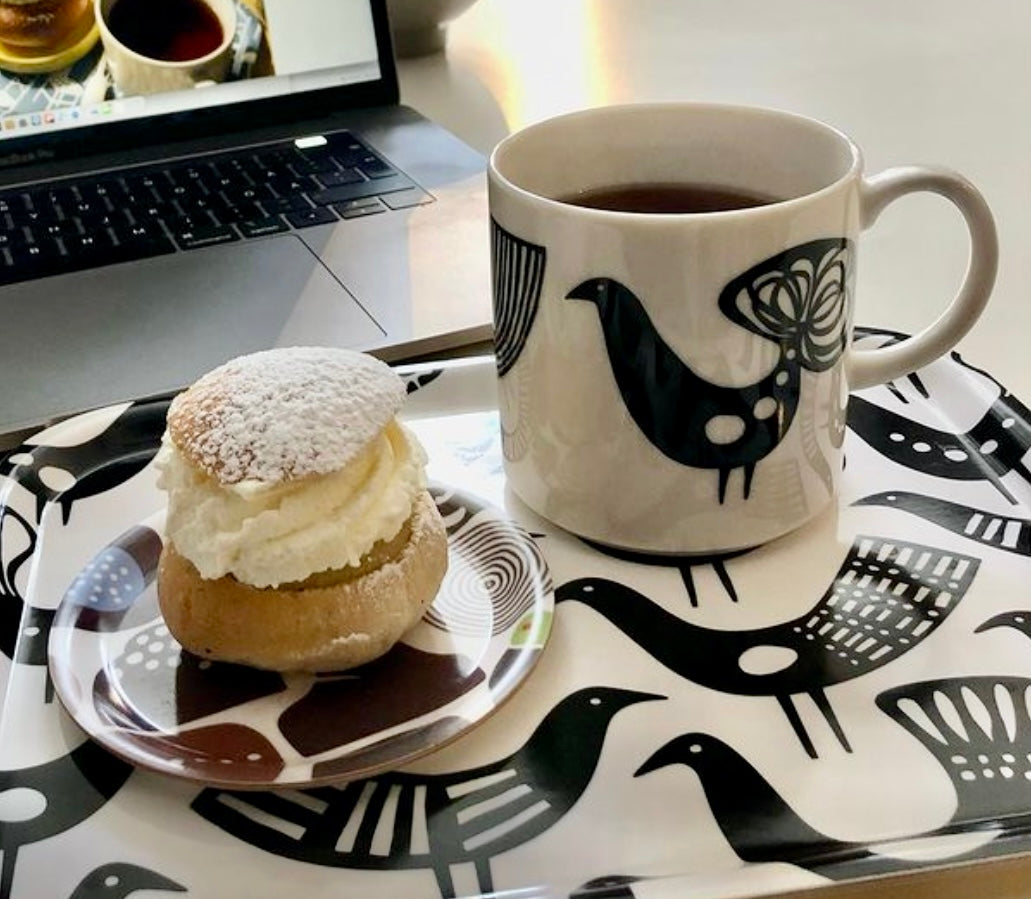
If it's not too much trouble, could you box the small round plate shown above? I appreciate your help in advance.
[0,17,99,75]
[48,483,553,789]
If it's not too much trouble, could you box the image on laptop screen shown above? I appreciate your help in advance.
[0,0,381,140]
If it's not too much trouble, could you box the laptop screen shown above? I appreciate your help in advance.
[0,0,393,153]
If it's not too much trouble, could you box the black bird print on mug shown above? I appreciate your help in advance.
[557,536,980,758]
[0,397,169,524]
[491,219,546,377]
[192,687,662,899]
[567,238,851,502]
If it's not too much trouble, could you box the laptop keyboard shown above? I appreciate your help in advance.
[0,131,432,286]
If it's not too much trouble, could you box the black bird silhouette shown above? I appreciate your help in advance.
[847,390,1031,505]
[69,863,185,899]
[854,491,1031,557]
[975,610,1031,640]
[634,730,1005,883]
[192,687,663,898]
[557,538,979,758]
[567,239,851,501]
[1,740,133,899]
[0,397,169,524]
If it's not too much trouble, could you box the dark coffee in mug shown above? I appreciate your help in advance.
[559,182,780,214]
[108,0,224,62]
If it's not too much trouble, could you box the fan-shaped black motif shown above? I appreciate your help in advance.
[192,687,662,899]
[876,676,1031,824]
[719,238,852,373]
[491,219,546,377]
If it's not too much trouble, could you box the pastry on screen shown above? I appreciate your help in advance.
[153,346,448,673]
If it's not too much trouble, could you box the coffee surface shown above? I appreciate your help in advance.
[108,0,224,62]
[560,182,780,213]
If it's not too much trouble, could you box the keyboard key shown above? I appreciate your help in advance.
[333,198,385,219]
[285,206,337,229]
[308,173,413,206]
[317,168,363,188]
[381,188,433,210]
[172,223,239,250]
[238,216,288,238]
[262,194,313,214]
[358,156,397,179]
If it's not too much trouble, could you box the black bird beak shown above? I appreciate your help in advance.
[565,278,607,303]
[634,734,700,778]
[975,611,1031,635]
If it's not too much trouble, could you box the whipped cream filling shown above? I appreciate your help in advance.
[155,420,427,588]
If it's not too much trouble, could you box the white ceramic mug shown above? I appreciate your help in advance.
[488,102,998,555]
[95,0,236,97]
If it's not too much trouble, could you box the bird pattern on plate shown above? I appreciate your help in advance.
[567,238,851,501]
[192,687,662,899]
[2,340,1031,897]
[47,483,554,790]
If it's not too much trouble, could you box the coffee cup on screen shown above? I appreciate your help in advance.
[488,102,998,555]
[95,0,236,96]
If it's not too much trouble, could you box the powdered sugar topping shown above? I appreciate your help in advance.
[168,347,406,486]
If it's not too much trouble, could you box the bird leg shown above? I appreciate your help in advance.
[718,469,730,504]
[742,464,756,500]
[776,695,818,759]
[711,560,739,603]
[677,565,699,608]
[1,845,18,899]
[810,688,853,753]
[432,861,457,899]
[475,857,495,895]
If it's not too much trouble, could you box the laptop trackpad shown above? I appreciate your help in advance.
[2,235,385,432]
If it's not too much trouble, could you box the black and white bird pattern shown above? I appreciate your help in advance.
[847,390,1031,506]
[0,398,168,524]
[1,740,134,899]
[557,537,980,758]
[192,687,662,898]
[566,239,851,501]
[68,863,185,899]
[633,726,1015,884]
[855,491,1031,557]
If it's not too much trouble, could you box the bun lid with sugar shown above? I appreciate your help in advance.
[167,346,407,487]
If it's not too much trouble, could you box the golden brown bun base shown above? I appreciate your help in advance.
[157,491,448,672]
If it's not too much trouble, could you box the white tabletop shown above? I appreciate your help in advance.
[397,3,1031,897]
[397,0,1030,402]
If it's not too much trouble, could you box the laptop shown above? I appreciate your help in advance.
[0,0,492,446]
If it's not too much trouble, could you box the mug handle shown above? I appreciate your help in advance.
[846,166,998,390]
